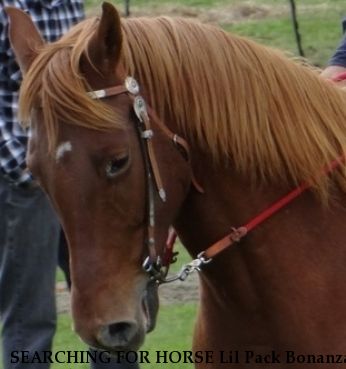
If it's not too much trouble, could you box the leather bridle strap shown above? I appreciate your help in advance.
[131,95,167,201]
[87,76,201,282]
[88,78,166,277]
[145,105,204,194]
[87,85,128,99]
[88,82,203,194]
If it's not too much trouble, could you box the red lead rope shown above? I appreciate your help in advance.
[164,154,346,265]
[330,71,346,83]
[202,154,346,260]
[163,155,346,266]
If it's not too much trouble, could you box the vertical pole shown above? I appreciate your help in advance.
[288,0,305,57]
[125,0,130,17]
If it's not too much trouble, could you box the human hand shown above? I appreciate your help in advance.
[321,65,346,89]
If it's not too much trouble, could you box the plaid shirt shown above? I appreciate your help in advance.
[328,18,346,68]
[0,0,84,186]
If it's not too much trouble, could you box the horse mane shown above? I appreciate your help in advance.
[19,15,346,201]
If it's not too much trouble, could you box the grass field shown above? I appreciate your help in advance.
[227,8,345,66]
[49,1,345,368]
[86,0,345,66]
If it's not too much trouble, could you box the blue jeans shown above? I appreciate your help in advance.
[0,176,59,369]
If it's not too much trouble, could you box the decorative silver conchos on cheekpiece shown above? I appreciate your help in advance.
[125,76,140,95]
[134,96,149,123]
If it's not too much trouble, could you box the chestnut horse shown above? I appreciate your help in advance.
[7,3,346,368]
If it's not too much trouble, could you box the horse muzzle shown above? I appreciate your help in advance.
[76,279,159,352]
[97,281,159,351]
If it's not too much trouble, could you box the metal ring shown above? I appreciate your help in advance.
[197,251,213,264]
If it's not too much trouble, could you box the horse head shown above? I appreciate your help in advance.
[7,3,192,352]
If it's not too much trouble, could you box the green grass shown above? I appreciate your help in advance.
[167,242,193,274]
[56,267,67,283]
[225,10,345,66]
[142,303,197,369]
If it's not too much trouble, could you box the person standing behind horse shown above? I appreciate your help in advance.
[0,1,83,368]
[321,17,346,83]
[1,2,139,368]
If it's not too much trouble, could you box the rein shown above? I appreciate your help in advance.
[89,76,346,285]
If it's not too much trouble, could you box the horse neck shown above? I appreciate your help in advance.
[173,142,346,284]
[173,147,293,270]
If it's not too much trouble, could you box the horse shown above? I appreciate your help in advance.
[7,3,346,368]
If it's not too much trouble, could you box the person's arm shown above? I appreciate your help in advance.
[321,18,346,82]
[0,6,33,186]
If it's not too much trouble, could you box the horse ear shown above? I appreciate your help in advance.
[87,2,123,72]
[5,7,44,74]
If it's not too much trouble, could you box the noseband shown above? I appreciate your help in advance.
[88,77,196,283]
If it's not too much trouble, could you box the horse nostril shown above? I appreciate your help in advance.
[108,322,129,337]
[97,321,138,348]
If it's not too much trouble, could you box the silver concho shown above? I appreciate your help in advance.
[134,95,149,122]
[125,76,140,95]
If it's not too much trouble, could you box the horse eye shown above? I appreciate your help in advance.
[105,156,129,178]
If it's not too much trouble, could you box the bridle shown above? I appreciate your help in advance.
[88,76,199,283]
[88,75,346,285]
